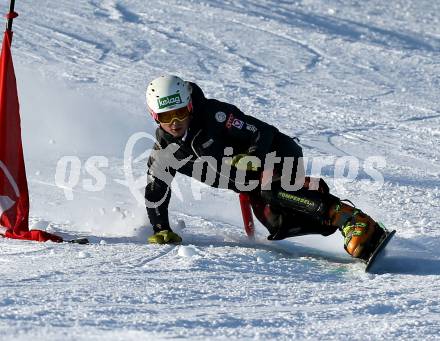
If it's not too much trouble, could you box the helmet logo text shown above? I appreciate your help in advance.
[158,94,182,109]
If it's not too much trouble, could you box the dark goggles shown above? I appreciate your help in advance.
[156,106,191,124]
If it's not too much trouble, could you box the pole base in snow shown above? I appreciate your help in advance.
[67,238,89,244]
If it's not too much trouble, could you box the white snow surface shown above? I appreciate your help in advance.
[1,0,440,340]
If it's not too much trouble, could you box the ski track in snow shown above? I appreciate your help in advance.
[1,0,440,340]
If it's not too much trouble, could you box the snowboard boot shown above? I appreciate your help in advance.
[328,201,387,260]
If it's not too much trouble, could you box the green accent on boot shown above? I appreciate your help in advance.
[342,224,353,236]
[341,222,366,235]
[341,223,365,247]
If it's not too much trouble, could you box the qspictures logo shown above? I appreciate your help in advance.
[157,94,182,109]
[54,132,387,204]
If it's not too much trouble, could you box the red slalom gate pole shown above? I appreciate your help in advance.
[239,193,255,239]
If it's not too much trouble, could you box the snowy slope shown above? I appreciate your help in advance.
[1,0,440,340]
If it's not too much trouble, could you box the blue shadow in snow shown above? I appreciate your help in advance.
[368,256,440,275]
[367,236,440,275]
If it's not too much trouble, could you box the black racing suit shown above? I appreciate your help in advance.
[145,82,338,238]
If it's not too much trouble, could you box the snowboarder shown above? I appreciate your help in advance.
[144,75,387,261]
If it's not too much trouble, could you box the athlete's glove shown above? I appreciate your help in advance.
[148,230,182,244]
[227,154,261,171]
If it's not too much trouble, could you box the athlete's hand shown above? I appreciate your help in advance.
[227,154,260,171]
[148,230,182,244]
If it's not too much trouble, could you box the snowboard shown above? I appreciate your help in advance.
[364,229,396,273]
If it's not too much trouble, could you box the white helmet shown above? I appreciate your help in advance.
[146,75,192,120]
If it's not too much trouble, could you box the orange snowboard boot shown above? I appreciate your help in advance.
[328,201,386,260]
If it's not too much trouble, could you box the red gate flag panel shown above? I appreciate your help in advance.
[0,30,62,243]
